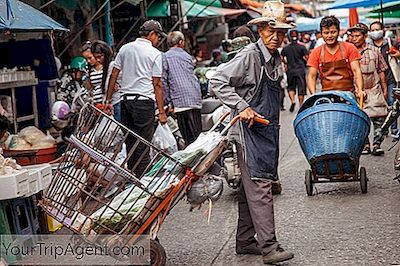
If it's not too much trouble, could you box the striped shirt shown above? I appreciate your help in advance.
[90,67,104,104]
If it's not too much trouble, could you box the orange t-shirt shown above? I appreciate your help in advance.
[307,42,361,73]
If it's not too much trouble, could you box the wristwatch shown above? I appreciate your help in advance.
[105,100,112,104]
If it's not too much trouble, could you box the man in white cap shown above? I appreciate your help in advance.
[105,20,167,177]
[210,1,294,264]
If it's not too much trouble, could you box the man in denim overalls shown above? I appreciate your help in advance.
[210,1,294,264]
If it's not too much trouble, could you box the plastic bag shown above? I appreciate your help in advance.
[6,127,55,150]
[187,174,223,209]
[6,135,31,150]
[151,123,178,155]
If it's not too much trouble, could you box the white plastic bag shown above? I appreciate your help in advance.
[151,123,178,155]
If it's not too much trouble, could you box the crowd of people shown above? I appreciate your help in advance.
[54,0,400,263]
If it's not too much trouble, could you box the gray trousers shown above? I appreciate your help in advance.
[236,144,279,255]
[365,116,385,146]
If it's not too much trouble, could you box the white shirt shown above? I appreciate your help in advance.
[114,38,162,101]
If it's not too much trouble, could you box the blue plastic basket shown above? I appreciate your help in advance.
[293,92,371,165]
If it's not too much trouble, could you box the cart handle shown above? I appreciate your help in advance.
[209,112,231,132]
[220,115,270,135]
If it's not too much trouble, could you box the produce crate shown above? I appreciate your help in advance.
[6,198,34,236]
[22,163,52,195]
[0,170,30,200]
[25,197,40,235]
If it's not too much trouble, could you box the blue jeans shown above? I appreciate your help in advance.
[387,82,398,131]
[113,102,121,122]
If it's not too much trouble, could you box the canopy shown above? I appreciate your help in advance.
[147,0,245,18]
[295,17,323,32]
[328,0,399,9]
[295,16,370,32]
[369,9,400,17]
[371,0,400,12]
[0,0,68,32]
[186,0,222,8]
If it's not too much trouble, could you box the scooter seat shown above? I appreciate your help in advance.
[201,98,222,114]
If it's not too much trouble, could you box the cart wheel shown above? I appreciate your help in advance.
[305,170,313,196]
[150,239,167,266]
[360,167,367,194]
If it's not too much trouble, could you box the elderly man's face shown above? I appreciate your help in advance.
[258,25,287,53]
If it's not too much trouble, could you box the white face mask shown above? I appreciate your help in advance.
[369,30,384,40]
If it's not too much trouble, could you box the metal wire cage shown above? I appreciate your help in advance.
[40,104,191,240]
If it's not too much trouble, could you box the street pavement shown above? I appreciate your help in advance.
[18,98,400,266]
[159,99,400,266]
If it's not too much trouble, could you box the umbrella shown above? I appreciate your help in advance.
[328,0,399,9]
[0,0,68,32]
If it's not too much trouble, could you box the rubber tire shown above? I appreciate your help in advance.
[360,167,367,194]
[305,170,313,196]
[150,239,167,266]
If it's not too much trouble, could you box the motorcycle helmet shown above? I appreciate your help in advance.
[70,56,87,72]
[52,101,70,121]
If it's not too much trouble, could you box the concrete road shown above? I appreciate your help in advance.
[159,104,400,266]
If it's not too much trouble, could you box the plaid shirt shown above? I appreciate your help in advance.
[360,44,388,73]
[162,47,202,109]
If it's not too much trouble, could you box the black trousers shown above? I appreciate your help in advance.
[176,109,202,145]
[121,99,155,177]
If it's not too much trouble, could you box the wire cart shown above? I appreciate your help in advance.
[40,104,268,265]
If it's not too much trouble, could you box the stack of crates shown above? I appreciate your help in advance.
[0,192,49,264]
[0,201,17,264]
[0,163,53,264]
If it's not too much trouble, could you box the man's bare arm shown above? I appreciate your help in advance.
[307,67,317,94]
[350,60,365,97]
[379,71,388,99]
[153,77,167,124]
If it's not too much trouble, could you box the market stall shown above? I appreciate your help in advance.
[0,3,68,262]
[0,0,68,133]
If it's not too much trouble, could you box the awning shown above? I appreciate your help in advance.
[0,0,68,32]
[295,17,323,32]
[371,0,400,12]
[147,0,245,18]
[328,0,399,10]
[239,1,313,18]
[369,9,400,18]
[186,0,222,8]
[207,6,246,16]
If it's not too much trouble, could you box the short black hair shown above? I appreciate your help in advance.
[320,16,340,32]
[370,21,384,30]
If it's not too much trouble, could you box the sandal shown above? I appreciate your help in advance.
[361,145,371,155]
[372,145,384,156]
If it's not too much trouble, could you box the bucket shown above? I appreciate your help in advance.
[3,146,57,166]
